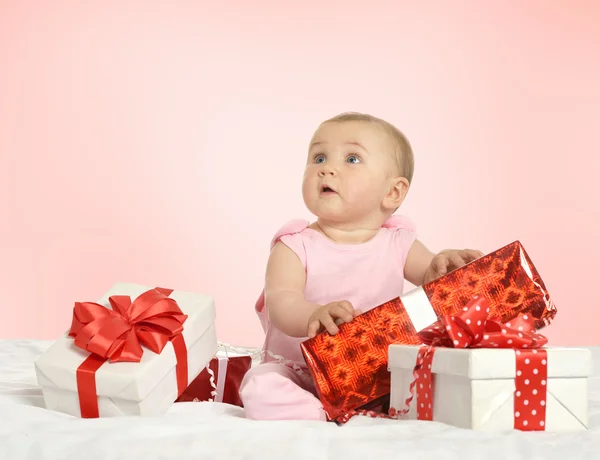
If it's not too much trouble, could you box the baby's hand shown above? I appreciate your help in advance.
[307,301,360,338]
[423,249,484,284]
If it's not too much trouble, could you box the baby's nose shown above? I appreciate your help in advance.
[318,167,336,176]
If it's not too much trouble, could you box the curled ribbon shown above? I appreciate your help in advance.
[68,287,189,418]
[389,296,549,431]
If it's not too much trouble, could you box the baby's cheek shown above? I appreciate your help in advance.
[301,177,316,195]
[350,179,383,201]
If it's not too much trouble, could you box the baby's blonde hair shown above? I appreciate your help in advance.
[319,112,415,184]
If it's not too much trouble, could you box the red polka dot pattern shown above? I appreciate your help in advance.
[415,348,435,421]
[513,349,548,430]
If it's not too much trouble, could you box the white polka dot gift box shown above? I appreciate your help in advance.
[387,296,592,431]
[35,282,218,418]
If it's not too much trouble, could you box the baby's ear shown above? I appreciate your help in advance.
[383,177,409,210]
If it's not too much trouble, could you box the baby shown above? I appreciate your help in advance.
[239,112,483,421]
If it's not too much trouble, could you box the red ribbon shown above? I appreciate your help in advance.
[68,287,189,418]
[390,296,549,431]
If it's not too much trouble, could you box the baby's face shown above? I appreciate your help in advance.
[302,120,397,223]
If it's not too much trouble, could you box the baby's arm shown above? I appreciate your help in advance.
[264,242,358,338]
[404,240,484,286]
[264,242,316,338]
[404,240,436,286]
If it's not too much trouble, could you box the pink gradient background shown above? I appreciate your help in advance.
[1,2,599,346]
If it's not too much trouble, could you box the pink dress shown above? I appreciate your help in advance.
[240,216,418,420]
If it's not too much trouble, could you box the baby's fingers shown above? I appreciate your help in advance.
[320,315,339,336]
[331,304,354,323]
[336,300,355,316]
[431,254,449,276]
[307,320,322,339]
[460,249,484,262]
[447,252,466,271]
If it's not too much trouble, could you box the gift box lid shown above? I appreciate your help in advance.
[35,282,216,401]
[388,345,593,379]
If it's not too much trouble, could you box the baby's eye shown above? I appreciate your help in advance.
[347,155,361,164]
[314,154,326,164]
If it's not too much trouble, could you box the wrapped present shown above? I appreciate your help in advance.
[300,241,558,422]
[176,346,255,406]
[388,297,591,431]
[35,282,218,418]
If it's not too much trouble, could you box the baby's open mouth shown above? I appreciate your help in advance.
[321,185,336,194]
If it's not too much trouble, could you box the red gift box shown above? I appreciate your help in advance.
[176,351,253,406]
[300,240,558,423]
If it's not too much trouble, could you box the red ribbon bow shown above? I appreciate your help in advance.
[417,295,548,350]
[68,287,188,362]
[388,296,549,431]
[68,287,189,418]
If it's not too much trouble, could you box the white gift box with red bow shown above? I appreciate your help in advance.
[388,345,592,431]
[35,282,218,418]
